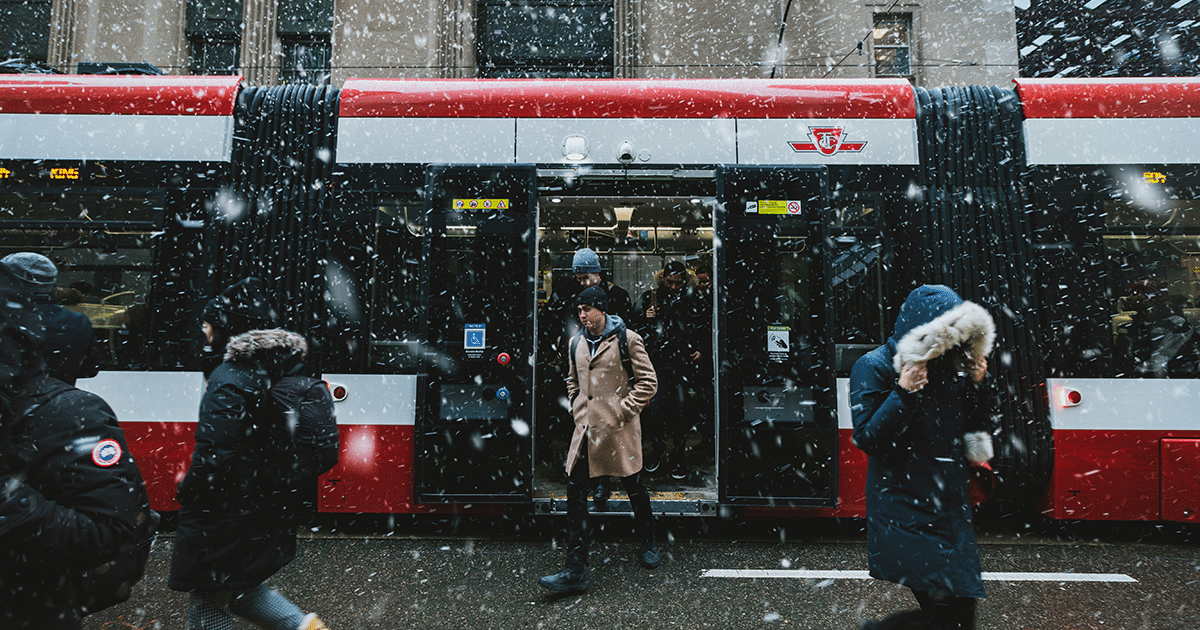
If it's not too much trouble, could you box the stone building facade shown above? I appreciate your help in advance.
[4,0,1018,87]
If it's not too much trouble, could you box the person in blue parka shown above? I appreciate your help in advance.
[850,285,1000,630]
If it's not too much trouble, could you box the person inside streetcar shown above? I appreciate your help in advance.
[1117,279,1199,378]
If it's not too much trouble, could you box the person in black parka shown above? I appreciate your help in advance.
[169,278,330,630]
[0,288,147,629]
[1,253,101,385]
[850,285,1000,630]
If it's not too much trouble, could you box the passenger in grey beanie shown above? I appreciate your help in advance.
[0,253,101,385]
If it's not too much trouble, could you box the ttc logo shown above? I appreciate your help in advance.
[789,127,866,156]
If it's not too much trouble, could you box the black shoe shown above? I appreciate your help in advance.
[639,539,660,569]
[669,462,688,480]
[645,444,665,473]
[538,568,588,593]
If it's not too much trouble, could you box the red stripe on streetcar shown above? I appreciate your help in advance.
[1015,78,1200,119]
[339,78,917,120]
[0,75,243,116]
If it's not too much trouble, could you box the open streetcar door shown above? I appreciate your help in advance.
[416,164,538,503]
[716,165,838,507]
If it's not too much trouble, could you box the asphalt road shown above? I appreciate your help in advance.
[83,514,1200,630]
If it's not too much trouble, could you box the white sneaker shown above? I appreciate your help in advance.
[298,613,330,630]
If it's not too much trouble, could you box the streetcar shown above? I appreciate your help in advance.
[1,74,1197,523]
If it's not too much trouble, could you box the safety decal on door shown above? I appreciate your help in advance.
[464,323,486,359]
[453,198,510,211]
[747,200,802,215]
[767,325,790,363]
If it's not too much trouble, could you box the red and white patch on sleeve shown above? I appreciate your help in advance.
[91,439,122,467]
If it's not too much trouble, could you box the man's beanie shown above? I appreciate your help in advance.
[664,260,686,276]
[577,286,609,313]
[202,277,275,337]
[572,248,602,275]
[1,253,57,292]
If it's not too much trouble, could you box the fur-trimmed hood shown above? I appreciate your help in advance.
[223,329,308,370]
[891,285,995,374]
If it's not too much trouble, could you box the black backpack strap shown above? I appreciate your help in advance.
[618,329,634,381]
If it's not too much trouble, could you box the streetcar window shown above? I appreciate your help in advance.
[0,188,205,372]
[1103,198,1200,378]
[0,193,159,223]
[365,200,423,371]
[831,234,886,373]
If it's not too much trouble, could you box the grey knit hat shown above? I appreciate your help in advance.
[1,253,57,292]
[572,248,602,275]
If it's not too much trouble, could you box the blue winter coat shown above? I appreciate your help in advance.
[849,285,999,598]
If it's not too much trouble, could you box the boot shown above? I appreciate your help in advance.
[592,478,610,512]
[645,442,665,473]
[538,566,588,593]
[639,538,661,570]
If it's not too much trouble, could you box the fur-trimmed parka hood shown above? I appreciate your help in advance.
[223,328,308,374]
[891,285,995,374]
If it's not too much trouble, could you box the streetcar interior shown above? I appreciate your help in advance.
[533,191,719,505]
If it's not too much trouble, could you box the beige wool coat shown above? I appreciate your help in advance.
[565,323,658,478]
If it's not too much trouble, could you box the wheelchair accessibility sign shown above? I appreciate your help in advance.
[464,324,486,358]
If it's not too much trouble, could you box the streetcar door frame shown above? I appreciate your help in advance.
[715,164,838,507]
[414,163,538,504]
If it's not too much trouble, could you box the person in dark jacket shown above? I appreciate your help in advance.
[0,288,147,629]
[633,260,703,477]
[169,278,330,630]
[1,253,101,384]
[538,286,659,594]
[850,285,999,630]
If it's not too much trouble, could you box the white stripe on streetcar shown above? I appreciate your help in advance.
[701,569,1136,583]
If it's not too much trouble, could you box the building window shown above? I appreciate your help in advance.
[477,0,614,78]
[1,0,52,64]
[873,13,912,77]
[186,0,243,75]
[278,0,332,85]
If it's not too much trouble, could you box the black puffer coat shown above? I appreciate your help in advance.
[169,329,307,593]
[1,372,146,628]
[849,285,999,598]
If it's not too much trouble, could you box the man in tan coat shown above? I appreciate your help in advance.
[539,286,659,594]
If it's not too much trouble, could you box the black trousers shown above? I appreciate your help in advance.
[564,446,655,569]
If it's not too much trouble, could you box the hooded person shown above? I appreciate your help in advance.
[538,285,659,594]
[849,285,1000,630]
[170,278,330,630]
[0,288,149,628]
[1,253,101,385]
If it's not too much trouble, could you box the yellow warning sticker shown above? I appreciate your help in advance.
[452,198,510,211]
[752,200,803,215]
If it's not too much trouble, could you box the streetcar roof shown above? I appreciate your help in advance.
[338,78,917,120]
[0,75,243,117]
[1014,78,1200,119]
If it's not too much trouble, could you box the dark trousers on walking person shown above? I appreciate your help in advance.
[541,446,660,593]
[864,590,976,630]
[565,447,656,568]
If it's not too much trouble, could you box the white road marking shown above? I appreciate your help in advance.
[701,569,1137,583]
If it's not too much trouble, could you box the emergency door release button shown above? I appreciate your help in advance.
[496,352,511,365]
[495,387,510,401]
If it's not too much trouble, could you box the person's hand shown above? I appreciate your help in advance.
[967,356,988,383]
[690,351,702,361]
[645,306,657,319]
[899,361,928,392]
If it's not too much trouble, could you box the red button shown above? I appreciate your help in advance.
[497,352,511,365]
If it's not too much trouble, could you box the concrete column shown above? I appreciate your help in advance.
[615,0,638,78]
[240,0,278,84]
